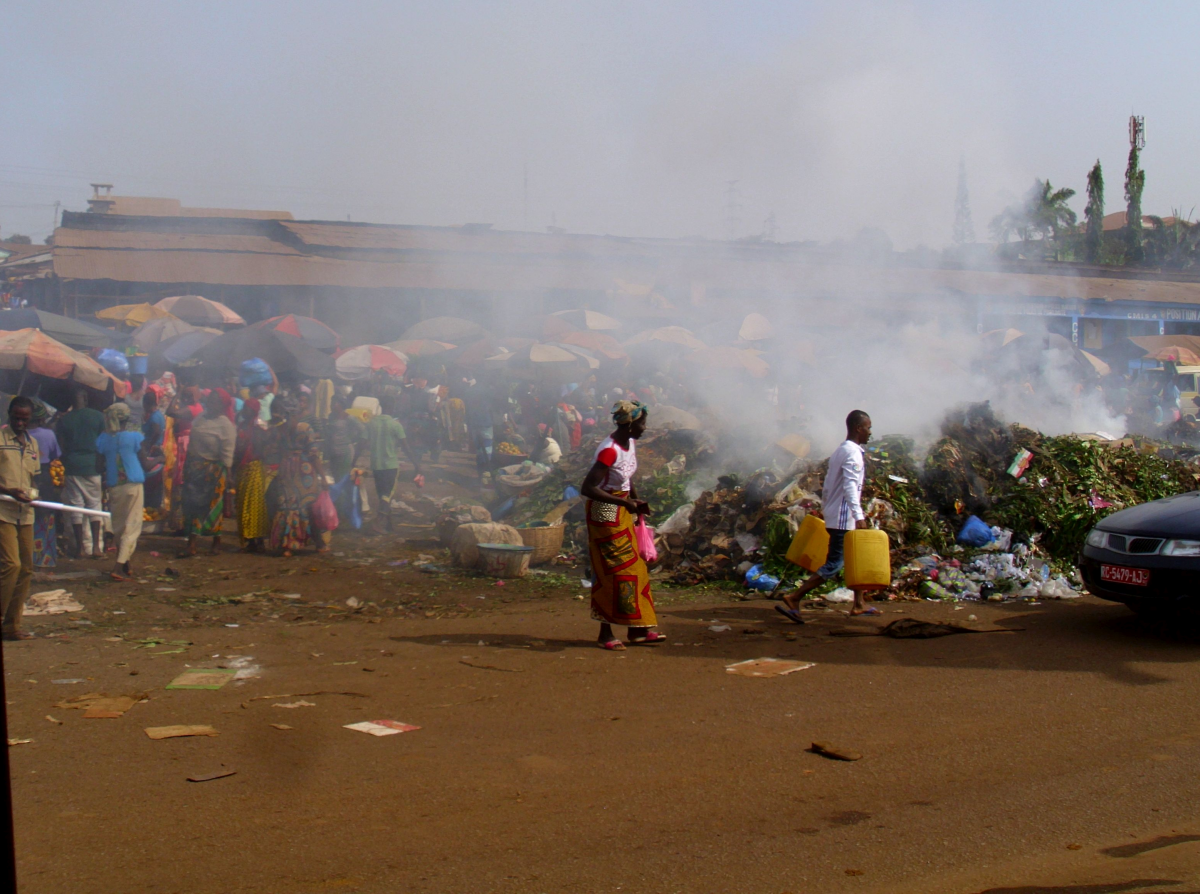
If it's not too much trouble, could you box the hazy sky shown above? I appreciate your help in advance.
[3,1,1198,247]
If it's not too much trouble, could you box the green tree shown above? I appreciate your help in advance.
[1144,210,1199,270]
[991,179,1076,258]
[4,234,31,244]
[1125,140,1145,264]
[1084,160,1104,263]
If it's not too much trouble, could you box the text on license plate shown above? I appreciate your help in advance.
[1100,564,1150,586]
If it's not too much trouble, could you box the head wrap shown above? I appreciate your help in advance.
[104,402,131,434]
[215,387,235,421]
[611,399,647,426]
[30,400,49,426]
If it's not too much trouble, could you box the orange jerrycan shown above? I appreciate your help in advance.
[844,528,891,589]
[785,514,829,572]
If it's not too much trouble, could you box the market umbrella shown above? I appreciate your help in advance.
[335,345,408,381]
[513,314,578,340]
[95,302,177,328]
[682,346,770,379]
[981,328,1025,350]
[385,338,457,357]
[154,295,246,326]
[624,326,707,351]
[738,312,773,342]
[401,316,487,343]
[131,317,221,352]
[489,342,595,382]
[1129,334,1200,360]
[550,309,622,331]
[557,330,628,362]
[1144,345,1200,366]
[156,330,223,366]
[194,328,335,378]
[452,336,537,368]
[0,329,127,395]
[547,343,602,370]
[0,309,113,350]
[251,314,341,353]
[1080,350,1112,377]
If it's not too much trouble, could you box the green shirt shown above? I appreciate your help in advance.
[56,407,105,477]
[365,414,406,471]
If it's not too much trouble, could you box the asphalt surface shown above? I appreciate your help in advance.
[5,539,1200,894]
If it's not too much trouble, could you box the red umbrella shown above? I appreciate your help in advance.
[252,314,340,353]
[335,345,408,380]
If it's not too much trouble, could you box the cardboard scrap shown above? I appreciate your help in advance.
[144,725,218,740]
[343,720,421,737]
[23,589,84,616]
[55,692,148,719]
[725,658,815,678]
[167,668,238,690]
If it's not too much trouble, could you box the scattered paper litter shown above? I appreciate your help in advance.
[7,738,32,746]
[55,692,147,719]
[166,668,237,690]
[23,589,83,616]
[708,624,732,633]
[270,723,294,730]
[344,720,421,737]
[144,725,218,740]
[725,658,816,678]
[272,700,316,709]
[51,678,88,684]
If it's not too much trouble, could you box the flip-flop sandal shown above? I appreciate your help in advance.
[598,639,626,651]
[628,631,667,644]
[850,607,881,616]
[775,605,806,625]
[110,572,132,582]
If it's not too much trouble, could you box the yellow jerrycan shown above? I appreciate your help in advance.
[844,528,891,589]
[785,514,829,572]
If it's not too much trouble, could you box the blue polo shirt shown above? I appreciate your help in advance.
[96,431,145,486]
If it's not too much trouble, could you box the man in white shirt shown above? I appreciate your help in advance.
[777,410,874,622]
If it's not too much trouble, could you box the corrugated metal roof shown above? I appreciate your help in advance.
[53,228,304,255]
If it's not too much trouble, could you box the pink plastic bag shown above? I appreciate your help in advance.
[634,516,658,564]
[311,489,339,532]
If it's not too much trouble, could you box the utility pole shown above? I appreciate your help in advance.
[523,163,529,231]
[762,211,777,242]
[723,180,742,241]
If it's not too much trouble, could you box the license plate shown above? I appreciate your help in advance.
[1100,564,1150,586]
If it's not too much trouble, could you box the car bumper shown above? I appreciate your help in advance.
[1079,547,1200,604]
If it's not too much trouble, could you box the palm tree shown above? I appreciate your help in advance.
[990,179,1077,258]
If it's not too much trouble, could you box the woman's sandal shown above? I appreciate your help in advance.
[628,631,667,645]
[598,638,626,651]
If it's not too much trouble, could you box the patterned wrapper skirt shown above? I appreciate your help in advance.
[236,460,274,541]
[586,492,656,627]
[181,457,227,537]
[266,455,320,552]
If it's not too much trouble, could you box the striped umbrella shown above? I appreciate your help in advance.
[252,314,341,353]
[335,345,408,380]
[154,295,245,326]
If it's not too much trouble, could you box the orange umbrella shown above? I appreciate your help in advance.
[0,329,127,395]
[95,302,177,327]
[1146,346,1200,366]
[625,326,707,351]
[514,314,578,340]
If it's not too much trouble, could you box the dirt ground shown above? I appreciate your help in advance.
[6,511,1200,893]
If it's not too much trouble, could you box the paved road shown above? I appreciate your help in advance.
[6,551,1200,893]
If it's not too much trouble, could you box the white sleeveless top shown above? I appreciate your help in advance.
[593,435,637,493]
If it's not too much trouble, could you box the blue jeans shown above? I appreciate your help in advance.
[817,528,848,580]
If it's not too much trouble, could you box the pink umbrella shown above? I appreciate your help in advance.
[335,345,408,381]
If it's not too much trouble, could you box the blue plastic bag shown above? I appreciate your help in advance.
[957,515,995,548]
[328,475,363,530]
[97,349,129,379]
[744,564,781,591]
[238,357,273,389]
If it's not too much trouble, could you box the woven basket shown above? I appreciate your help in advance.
[519,524,566,565]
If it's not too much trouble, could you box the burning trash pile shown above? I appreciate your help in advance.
[651,402,1200,599]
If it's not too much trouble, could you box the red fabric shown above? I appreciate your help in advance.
[597,446,617,467]
[215,387,236,422]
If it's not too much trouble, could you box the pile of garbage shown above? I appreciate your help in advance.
[650,402,1200,591]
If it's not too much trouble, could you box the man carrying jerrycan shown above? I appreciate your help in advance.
[776,409,882,622]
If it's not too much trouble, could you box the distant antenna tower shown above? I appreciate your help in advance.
[723,180,742,241]
[523,162,529,231]
[1129,114,1145,150]
[762,211,777,242]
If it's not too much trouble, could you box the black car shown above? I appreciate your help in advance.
[1078,490,1200,614]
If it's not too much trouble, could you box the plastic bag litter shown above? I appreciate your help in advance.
[744,564,780,591]
[825,587,855,603]
[657,503,693,536]
[957,515,995,547]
